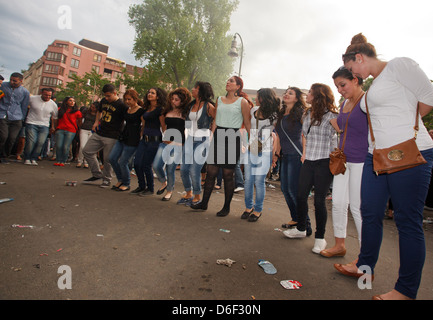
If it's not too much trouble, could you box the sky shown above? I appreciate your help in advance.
[1,0,433,100]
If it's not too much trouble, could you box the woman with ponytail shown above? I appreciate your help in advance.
[191,76,251,217]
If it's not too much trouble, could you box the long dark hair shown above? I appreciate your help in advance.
[58,96,79,119]
[143,87,167,112]
[277,87,306,126]
[256,88,279,121]
[163,87,192,118]
[332,66,363,86]
[194,81,214,104]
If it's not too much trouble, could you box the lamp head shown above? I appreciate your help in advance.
[228,37,239,57]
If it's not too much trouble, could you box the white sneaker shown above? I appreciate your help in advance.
[283,228,306,239]
[312,239,327,254]
[24,160,32,165]
[31,160,38,166]
[234,187,244,193]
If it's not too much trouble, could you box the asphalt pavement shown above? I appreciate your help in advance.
[1,159,433,302]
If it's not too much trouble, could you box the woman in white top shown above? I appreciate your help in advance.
[334,33,433,300]
[241,88,279,222]
[178,82,215,206]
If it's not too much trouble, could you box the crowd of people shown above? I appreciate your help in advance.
[2,33,433,300]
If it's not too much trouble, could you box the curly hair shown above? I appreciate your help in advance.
[163,87,192,118]
[306,83,338,126]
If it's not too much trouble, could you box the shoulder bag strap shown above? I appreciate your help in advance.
[279,120,303,157]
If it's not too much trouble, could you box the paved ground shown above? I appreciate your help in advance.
[1,159,433,301]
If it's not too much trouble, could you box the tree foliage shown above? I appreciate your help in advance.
[56,70,111,107]
[115,66,160,99]
[128,0,239,94]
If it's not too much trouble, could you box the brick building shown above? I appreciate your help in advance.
[23,38,142,96]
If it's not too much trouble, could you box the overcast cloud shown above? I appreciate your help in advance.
[1,0,432,99]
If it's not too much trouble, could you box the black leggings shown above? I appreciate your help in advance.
[296,159,333,239]
[201,164,235,211]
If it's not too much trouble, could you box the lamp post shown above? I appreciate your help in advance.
[227,33,244,77]
[86,78,97,103]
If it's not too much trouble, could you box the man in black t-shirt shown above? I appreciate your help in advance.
[82,84,127,188]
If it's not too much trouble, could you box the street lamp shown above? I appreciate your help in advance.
[86,78,97,102]
[227,33,244,77]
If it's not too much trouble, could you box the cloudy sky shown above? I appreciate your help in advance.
[1,0,433,99]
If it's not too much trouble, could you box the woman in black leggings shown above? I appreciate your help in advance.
[191,76,252,216]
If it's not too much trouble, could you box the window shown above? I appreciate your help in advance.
[92,65,100,73]
[68,70,77,78]
[70,58,80,69]
[44,64,60,74]
[55,43,69,50]
[46,52,66,63]
[93,54,102,62]
[112,71,121,79]
[73,47,82,57]
[42,77,62,87]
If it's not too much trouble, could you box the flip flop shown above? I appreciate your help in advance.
[258,259,277,274]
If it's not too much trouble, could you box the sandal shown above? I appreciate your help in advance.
[248,212,262,222]
[241,208,254,219]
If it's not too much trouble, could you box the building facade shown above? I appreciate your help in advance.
[23,38,142,96]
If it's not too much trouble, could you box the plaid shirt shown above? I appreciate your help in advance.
[302,110,338,161]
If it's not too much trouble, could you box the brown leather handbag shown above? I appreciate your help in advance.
[365,93,427,175]
[329,94,364,175]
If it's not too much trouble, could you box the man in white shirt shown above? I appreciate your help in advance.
[23,88,58,165]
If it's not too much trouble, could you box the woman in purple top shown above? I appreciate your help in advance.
[320,67,368,259]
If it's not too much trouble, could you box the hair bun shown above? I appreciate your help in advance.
[351,33,368,45]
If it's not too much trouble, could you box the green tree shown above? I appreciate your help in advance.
[57,71,111,107]
[128,0,239,95]
[115,66,160,99]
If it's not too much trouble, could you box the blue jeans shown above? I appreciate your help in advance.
[180,136,209,195]
[24,124,49,161]
[357,150,433,299]
[134,139,160,191]
[235,162,244,188]
[280,154,302,221]
[55,130,76,163]
[152,142,182,192]
[244,151,272,213]
[109,141,137,187]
